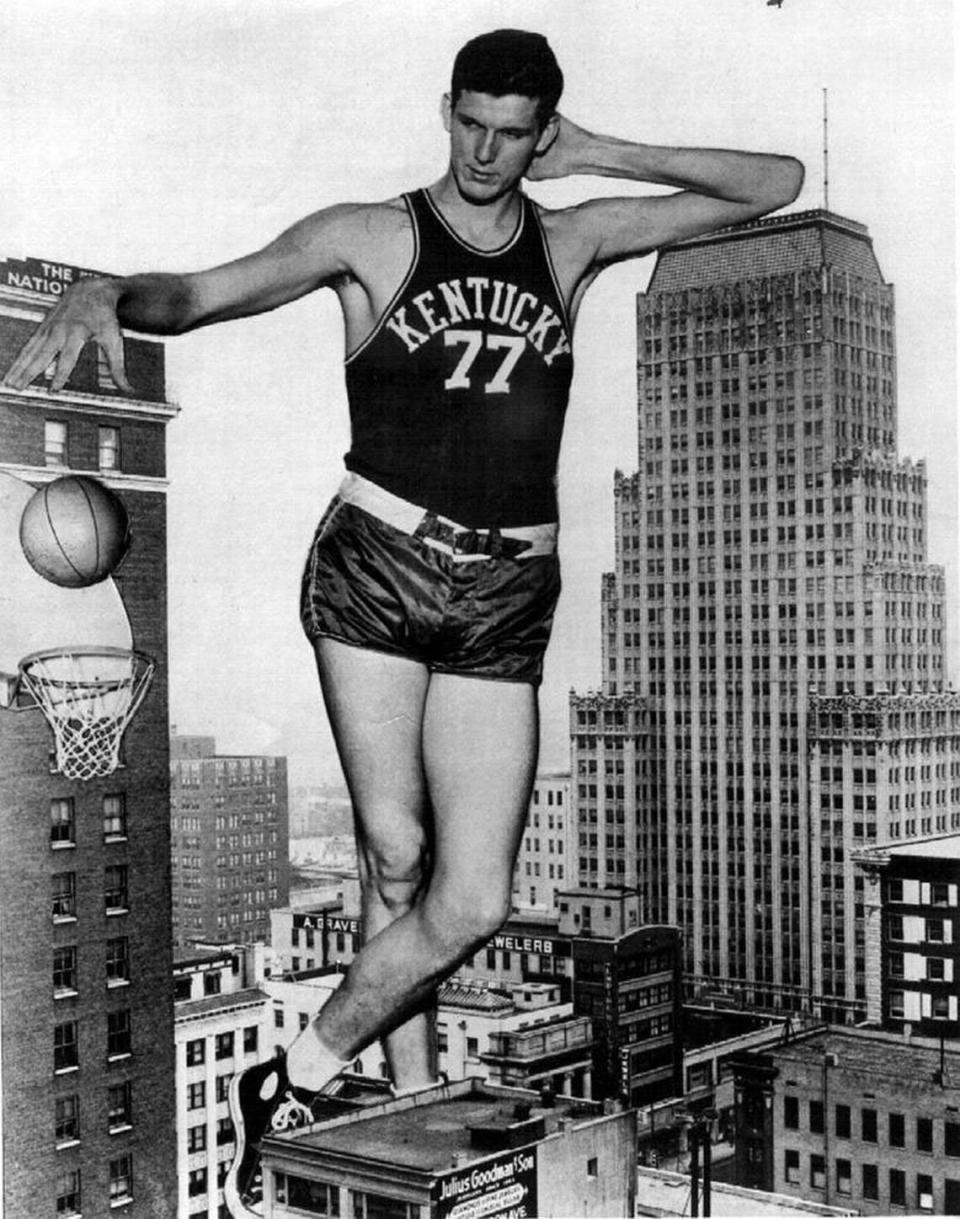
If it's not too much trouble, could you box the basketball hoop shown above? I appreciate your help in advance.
[17,646,155,781]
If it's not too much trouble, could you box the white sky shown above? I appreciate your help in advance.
[0,0,955,784]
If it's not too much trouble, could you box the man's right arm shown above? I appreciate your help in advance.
[2,204,364,393]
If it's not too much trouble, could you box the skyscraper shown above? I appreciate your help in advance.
[0,254,179,1215]
[170,734,290,947]
[570,209,959,1022]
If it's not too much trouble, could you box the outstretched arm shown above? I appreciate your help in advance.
[530,116,804,266]
[2,205,363,392]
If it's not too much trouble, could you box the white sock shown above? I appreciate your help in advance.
[286,1028,351,1093]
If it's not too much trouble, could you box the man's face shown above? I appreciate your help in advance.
[442,90,556,203]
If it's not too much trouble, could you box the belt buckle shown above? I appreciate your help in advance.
[452,528,482,556]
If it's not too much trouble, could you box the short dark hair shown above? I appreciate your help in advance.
[451,29,563,125]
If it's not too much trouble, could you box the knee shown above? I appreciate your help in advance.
[423,883,511,960]
[360,836,428,916]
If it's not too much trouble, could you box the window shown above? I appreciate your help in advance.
[946,1121,960,1157]
[104,864,128,912]
[106,937,129,985]
[103,794,127,840]
[587,1157,598,1179]
[890,1111,905,1148]
[186,1038,205,1067]
[51,798,75,846]
[274,1174,340,1214]
[863,1163,879,1201]
[437,1024,449,1053]
[945,1179,960,1215]
[55,1094,80,1144]
[109,1154,133,1205]
[98,426,121,471]
[45,420,68,466]
[784,1149,800,1184]
[56,1168,81,1216]
[862,1107,878,1142]
[53,872,77,920]
[351,1191,415,1219]
[54,946,78,995]
[274,1007,285,1028]
[836,1158,851,1196]
[835,1104,850,1138]
[55,1021,79,1072]
[918,1116,934,1152]
[187,1081,205,1111]
[217,1116,234,1146]
[809,1099,824,1133]
[216,1074,232,1103]
[810,1154,825,1190]
[108,1081,132,1131]
[918,1173,934,1212]
[784,1095,799,1129]
[203,971,221,996]
[187,1125,207,1153]
[890,1168,906,1208]
[107,1009,131,1058]
[243,1026,258,1054]
[466,1037,479,1058]
[215,1031,234,1060]
[187,1168,207,1197]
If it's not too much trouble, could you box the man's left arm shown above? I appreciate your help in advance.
[530,117,804,265]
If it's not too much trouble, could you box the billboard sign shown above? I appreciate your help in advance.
[433,1147,538,1219]
[1,256,106,297]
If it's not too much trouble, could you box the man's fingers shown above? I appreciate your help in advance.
[48,332,87,392]
[2,326,55,388]
[99,331,133,394]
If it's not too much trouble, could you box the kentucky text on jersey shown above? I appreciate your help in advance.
[384,276,571,367]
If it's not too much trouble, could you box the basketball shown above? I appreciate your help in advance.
[19,475,131,588]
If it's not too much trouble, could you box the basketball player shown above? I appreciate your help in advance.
[3,30,802,1216]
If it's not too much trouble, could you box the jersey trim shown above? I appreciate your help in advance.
[344,194,421,365]
[530,201,572,335]
[422,188,526,258]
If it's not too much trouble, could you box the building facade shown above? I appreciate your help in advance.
[732,1026,960,1216]
[568,209,958,1021]
[262,1079,637,1219]
[512,772,574,913]
[855,834,960,1035]
[170,733,290,947]
[0,254,179,1216]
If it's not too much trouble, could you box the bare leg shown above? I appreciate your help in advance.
[290,654,538,1082]
[305,639,438,1090]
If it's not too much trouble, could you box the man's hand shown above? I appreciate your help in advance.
[526,115,596,182]
[2,277,132,393]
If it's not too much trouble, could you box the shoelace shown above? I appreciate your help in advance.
[270,1091,315,1132]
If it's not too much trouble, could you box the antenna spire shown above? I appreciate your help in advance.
[822,87,830,211]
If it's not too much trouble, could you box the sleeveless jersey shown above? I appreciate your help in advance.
[343,188,574,528]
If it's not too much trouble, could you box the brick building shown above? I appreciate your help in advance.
[0,254,179,1216]
[170,733,290,947]
[854,834,960,1035]
[731,1025,960,1215]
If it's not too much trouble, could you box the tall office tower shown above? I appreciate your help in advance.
[0,255,178,1215]
[570,209,959,1023]
[512,772,574,913]
[170,734,290,947]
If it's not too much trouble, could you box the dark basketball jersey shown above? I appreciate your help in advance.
[343,189,574,528]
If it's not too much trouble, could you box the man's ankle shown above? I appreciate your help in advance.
[286,1025,352,1093]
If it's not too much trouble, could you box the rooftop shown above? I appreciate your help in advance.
[759,1026,960,1087]
[174,985,269,1021]
[272,1080,603,1175]
[648,207,885,294]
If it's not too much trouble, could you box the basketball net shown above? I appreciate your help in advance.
[18,647,155,781]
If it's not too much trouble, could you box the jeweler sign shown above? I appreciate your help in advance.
[433,1147,538,1219]
[2,256,106,297]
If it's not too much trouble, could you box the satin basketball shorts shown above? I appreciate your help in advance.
[300,479,562,686]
